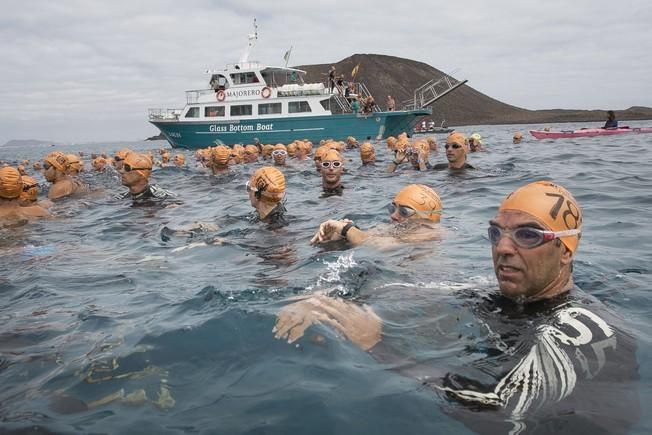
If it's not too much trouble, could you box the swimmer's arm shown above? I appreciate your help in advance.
[387,150,407,173]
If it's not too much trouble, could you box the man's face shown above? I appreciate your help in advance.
[490,211,567,301]
[43,164,57,182]
[121,167,145,187]
[445,142,465,165]
[321,160,343,184]
[243,151,258,164]
[469,140,479,152]
[273,152,287,166]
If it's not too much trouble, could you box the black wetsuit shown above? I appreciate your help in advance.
[433,289,640,435]
[115,184,176,202]
[322,185,344,198]
[260,201,288,230]
[432,162,475,170]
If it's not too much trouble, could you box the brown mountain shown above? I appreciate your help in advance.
[296,54,652,126]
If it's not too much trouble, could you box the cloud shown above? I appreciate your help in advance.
[1,0,650,144]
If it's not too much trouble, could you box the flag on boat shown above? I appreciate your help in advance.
[283,46,293,66]
[351,63,360,79]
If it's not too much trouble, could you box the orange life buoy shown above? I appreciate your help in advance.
[216,90,225,101]
[261,87,272,99]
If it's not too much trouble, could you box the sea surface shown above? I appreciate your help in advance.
[1,122,651,434]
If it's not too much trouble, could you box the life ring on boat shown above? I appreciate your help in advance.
[216,90,226,102]
[261,87,272,99]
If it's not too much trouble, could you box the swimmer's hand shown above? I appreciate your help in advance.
[309,219,352,245]
[273,295,381,351]
[394,149,407,164]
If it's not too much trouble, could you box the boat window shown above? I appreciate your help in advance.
[210,74,228,91]
[230,72,260,85]
[205,106,225,117]
[230,105,253,117]
[185,107,200,118]
[258,103,282,115]
[288,101,311,113]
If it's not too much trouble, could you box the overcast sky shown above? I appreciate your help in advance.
[1,0,650,145]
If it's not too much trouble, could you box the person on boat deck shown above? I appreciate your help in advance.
[604,110,618,128]
[432,132,475,170]
[336,74,344,95]
[328,65,336,93]
[275,181,639,435]
[386,95,396,111]
[468,133,485,152]
[65,154,84,176]
[43,151,88,200]
[359,142,376,166]
[116,153,175,201]
[309,183,442,249]
[247,166,288,228]
[362,96,375,114]
[272,148,288,167]
[320,149,345,197]
[0,167,49,222]
[512,132,523,144]
[208,146,231,175]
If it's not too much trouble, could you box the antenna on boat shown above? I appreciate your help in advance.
[239,18,258,65]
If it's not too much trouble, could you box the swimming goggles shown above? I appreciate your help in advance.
[387,202,440,218]
[444,143,462,150]
[321,160,343,168]
[272,150,287,157]
[487,224,581,249]
[123,163,150,172]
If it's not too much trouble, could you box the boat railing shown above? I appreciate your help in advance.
[148,108,182,121]
[224,61,261,70]
[186,89,218,104]
[404,72,468,109]
[276,83,326,97]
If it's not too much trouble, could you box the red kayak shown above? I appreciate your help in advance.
[530,126,652,140]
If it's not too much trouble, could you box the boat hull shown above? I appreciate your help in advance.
[150,110,430,148]
[530,127,652,140]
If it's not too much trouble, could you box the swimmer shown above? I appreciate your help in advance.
[247,166,287,227]
[426,136,438,152]
[310,184,442,248]
[0,167,49,222]
[43,151,88,200]
[33,162,42,171]
[468,133,484,152]
[262,144,274,160]
[432,132,475,170]
[320,149,345,197]
[272,148,288,167]
[173,154,185,167]
[208,146,230,175]
[92,157,108,172]
[116,153,175,201]
[276,181,639,434]
[17,165,27,176]
[512,132,523,144]
[346,136,359,149]
[113,148,131,171]
[359,142,376,166]
[243,145,259,163]
[313,146,329,171]
[66,154,84,175]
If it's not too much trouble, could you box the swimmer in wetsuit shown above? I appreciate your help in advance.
[247,166,288,228]
[43,151,88,200]
[0,167,49,223]
[115,153,175,201]
[320,149,345,197]
[359,142,376,166]
[432,132,475,170]
[310,183,442,249]
[276,181,639,434]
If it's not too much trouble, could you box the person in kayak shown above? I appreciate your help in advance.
[604,110,618,128]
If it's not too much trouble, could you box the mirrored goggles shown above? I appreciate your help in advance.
[444,143,462,150]
[487,224,581,249]
[123,163,150,172]
[321,160,343,168]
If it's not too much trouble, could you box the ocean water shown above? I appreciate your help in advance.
[1,122,651,434]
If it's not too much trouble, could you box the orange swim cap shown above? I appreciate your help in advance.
[286,142,297,156]
[211,146,230,166]
[314,145,329,161]
[322,149,344,163]
[498,181,582,254]
[262,144,274,158]
[66,154,83,173]
[359,142,375,159]
[45,151,70,172]
[20,175,39,202]
[124,153,153,179]
[446,132,466,149]
[386,136,397,150]
[0,167,23,199]
[393,184,442,222]
[274,143,287,152]
[249,166,286,202]
[513,132,523,140]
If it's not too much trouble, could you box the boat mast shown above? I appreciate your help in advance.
[238,18,258,65]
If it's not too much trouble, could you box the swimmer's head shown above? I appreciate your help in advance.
[248,166,286,204]
[122,152,153,180]
[17,165,26,176]
[346,136,358,148]
[20,175,39,203]
[386,136,397,150]
[244,145,259,163]
[32,162,42,171]
[92,157,107,172]
[0,166,23,199]
[66,154,83,174]
[426,137,437,151]
[391,184,442,222]
[497,181,582,254]
[44,151,70,173]
[513,132,523,144]
[211,146,230,166]
[359,142,375,164]
[262,144,274,159]
[174,154,185,166]
[286,142,297,157]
